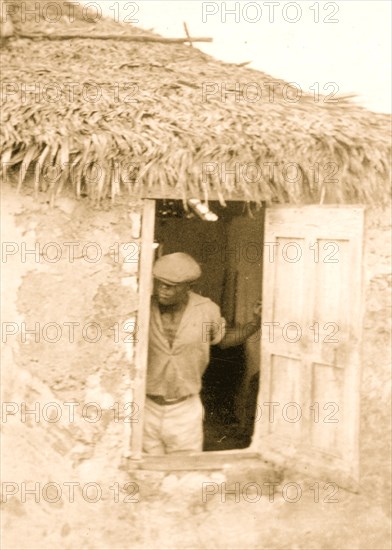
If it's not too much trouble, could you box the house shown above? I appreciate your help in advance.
[1,0,390,509]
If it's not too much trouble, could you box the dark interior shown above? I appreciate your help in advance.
[154,200,264,450]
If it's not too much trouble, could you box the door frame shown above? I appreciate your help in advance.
[129,200,364,491]
[129,198,265,464]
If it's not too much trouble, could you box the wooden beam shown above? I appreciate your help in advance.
[142,188,254,202]
[183,22,193,47]
[18,32,213,43]
[130,199,156,459]
[130,450,266,470]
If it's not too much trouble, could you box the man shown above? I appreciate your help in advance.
[143,252,261,455]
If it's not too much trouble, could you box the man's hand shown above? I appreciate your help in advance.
[219,299,262,349]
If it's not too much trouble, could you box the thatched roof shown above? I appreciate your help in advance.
[1,0,391,206]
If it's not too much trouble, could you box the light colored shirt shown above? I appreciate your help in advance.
[147,291,226,399]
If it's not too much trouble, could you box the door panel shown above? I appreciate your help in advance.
[251,206,365,490]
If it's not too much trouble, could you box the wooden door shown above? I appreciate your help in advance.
[251,206,365,490]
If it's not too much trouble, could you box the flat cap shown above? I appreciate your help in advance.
[153,252,202,284]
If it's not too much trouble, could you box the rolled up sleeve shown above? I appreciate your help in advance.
[208,303,226,345]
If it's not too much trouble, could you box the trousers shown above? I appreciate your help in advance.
[143,394,203,455]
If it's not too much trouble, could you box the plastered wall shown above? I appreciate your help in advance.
[2,188,390,492]
[1,184,143,473]
[360,207,391,499]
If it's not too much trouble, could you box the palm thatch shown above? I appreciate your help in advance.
[1,0,391,206]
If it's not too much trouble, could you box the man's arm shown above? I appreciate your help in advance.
[218,300,262,349]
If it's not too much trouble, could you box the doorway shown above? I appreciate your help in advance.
[153,200,265,451]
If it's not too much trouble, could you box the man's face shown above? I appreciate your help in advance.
[155,280,190,306]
